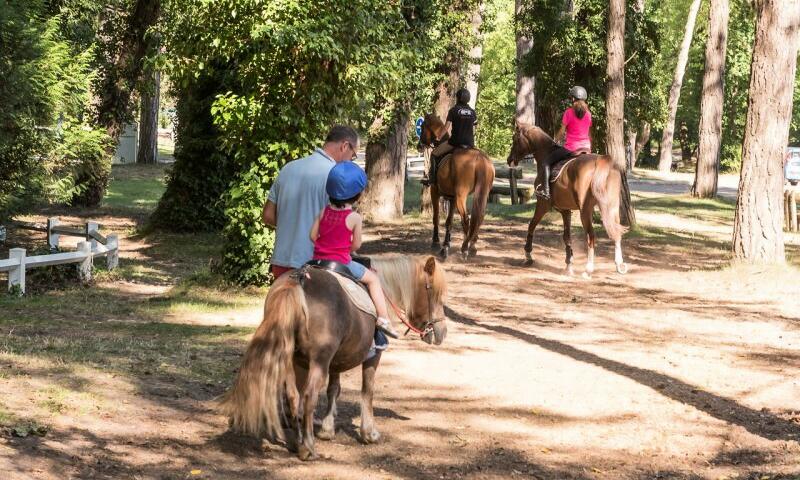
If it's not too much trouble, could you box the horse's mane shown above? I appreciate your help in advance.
[425,113,445,129]
[518,122,556,149]
[372,255,447,323]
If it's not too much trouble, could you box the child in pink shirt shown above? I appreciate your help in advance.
[536,86,593,199]
[310,162,400,339]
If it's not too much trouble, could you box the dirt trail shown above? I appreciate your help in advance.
[2,180,800,479]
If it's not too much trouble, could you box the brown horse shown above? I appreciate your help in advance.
[219,255,448,460]
[419,113,495,259]
[507,121,629,276]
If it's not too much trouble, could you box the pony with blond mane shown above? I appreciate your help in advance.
[508,121,629,276]
[220,255,448,460]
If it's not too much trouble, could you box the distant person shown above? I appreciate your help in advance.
[422,88,478,186]
[262,125,359,279]
[310,162,401,339]
[536,86,593,199]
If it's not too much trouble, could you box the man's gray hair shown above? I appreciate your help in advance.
[325,125,359,145]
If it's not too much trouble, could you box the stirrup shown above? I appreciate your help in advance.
[535,185,550,199]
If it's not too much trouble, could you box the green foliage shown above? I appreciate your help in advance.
[160,0,451,284]
[520,0,664,146]
[149,66,236,232]
[475,0,516,157]
[0,0,112,219]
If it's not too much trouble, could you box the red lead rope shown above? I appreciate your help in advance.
[382,286,426,337]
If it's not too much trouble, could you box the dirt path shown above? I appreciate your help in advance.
[2,178,800,479]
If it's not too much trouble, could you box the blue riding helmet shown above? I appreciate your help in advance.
[326,161,367,201]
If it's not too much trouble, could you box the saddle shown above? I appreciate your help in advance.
[301,258,377,318]
[549,151,590,184]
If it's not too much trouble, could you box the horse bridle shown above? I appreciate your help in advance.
[385,278,443,340]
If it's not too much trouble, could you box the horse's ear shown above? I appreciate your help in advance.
[424,256,436,275]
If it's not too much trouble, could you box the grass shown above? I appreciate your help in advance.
[103,164,168,213]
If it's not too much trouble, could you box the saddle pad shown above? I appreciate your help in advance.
[328,270,377,318]
[551,158,577,184]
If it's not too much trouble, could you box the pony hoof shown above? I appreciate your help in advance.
[431,241,441,250]
[468,248,478,258]
[565,266,575,276]
[297,444,318,461]
[616,263,628,274]
[582,271,593,280]
[361,429,381,444]
[523,259,534,267]
[439,248,449,260]
[317,428,335,441]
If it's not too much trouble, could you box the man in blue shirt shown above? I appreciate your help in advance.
[262,125,359,279]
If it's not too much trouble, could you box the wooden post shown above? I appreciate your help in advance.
[47,217,60,251]
[509,167,519,205]
[106,234,119,270]
[77,241,92,282]
[791,189,798,232]
[86,221,99,250]
[8,248,25,295]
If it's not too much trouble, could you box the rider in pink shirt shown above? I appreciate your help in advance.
[536,86,593,199]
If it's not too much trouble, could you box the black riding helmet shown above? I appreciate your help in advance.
[456,88,471,105]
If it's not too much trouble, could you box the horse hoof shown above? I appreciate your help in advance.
[297,444,318,461]
[468,248,478,258]
[317,428,335,441]
[523,259,534,267]
[565,266,575,276]
[431,241,441,250]
[581,271,592,280]
[439,248,449,260]
[361,428,381,444]
[616,263,629,275]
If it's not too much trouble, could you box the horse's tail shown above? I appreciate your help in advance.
[590,156,628,241]
[467,152,495,243]
[218,278,307,439]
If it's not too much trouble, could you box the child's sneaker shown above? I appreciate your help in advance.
[376,317,400,339]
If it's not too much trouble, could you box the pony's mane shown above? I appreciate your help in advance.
[371,255,447,323]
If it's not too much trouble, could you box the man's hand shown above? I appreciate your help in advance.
[263,200,277,228]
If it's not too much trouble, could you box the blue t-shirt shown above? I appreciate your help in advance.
[268,148,335,268]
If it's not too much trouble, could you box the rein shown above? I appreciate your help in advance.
[381,275,442,340]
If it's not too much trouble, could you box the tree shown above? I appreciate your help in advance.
[465,3,485,108]
[657,0,703,172]
[137,71,160,164]
[732,0,800,262]
[515,0,535,125]
[361,107,411,221]
[607,0,635,226]
[692,0,729,197]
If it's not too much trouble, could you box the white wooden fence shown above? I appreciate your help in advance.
[0,219,119,295]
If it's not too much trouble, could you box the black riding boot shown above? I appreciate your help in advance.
[423,156,438,186]
[543,164,551,198]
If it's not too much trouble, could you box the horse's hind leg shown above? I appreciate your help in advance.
[561,210,575,276]
[431,188,441,249]
[360,351,382,444]
[579,205,596,279]
[298,362,326,461]
[454,193,471,258]
[524,201,548,266]
[440,198,456,259]
[317,372,340,441]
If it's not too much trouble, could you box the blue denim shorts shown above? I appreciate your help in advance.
[345,260,366,280]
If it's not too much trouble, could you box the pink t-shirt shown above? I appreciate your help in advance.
[562,107,592,153]
[312,206,353,264]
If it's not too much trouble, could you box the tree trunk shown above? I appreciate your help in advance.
[658,0,703,172]
[137,70,160,164]
[627,129,637,172]
[433,69,459,121]
[607,0,634,226]
[515,0,535,125]
[692,0,729,198]
[362,109,410,222]
[95,0,161,141]
[732,0,800,262]
[635,121,651,165]
[465,3,484,109]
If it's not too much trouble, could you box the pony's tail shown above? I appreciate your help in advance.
[590,157,629,241]
[218,278,307,439]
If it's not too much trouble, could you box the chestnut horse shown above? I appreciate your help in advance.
[419,113,495,259]
[507,121,628,276]
[220,255,448,460]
